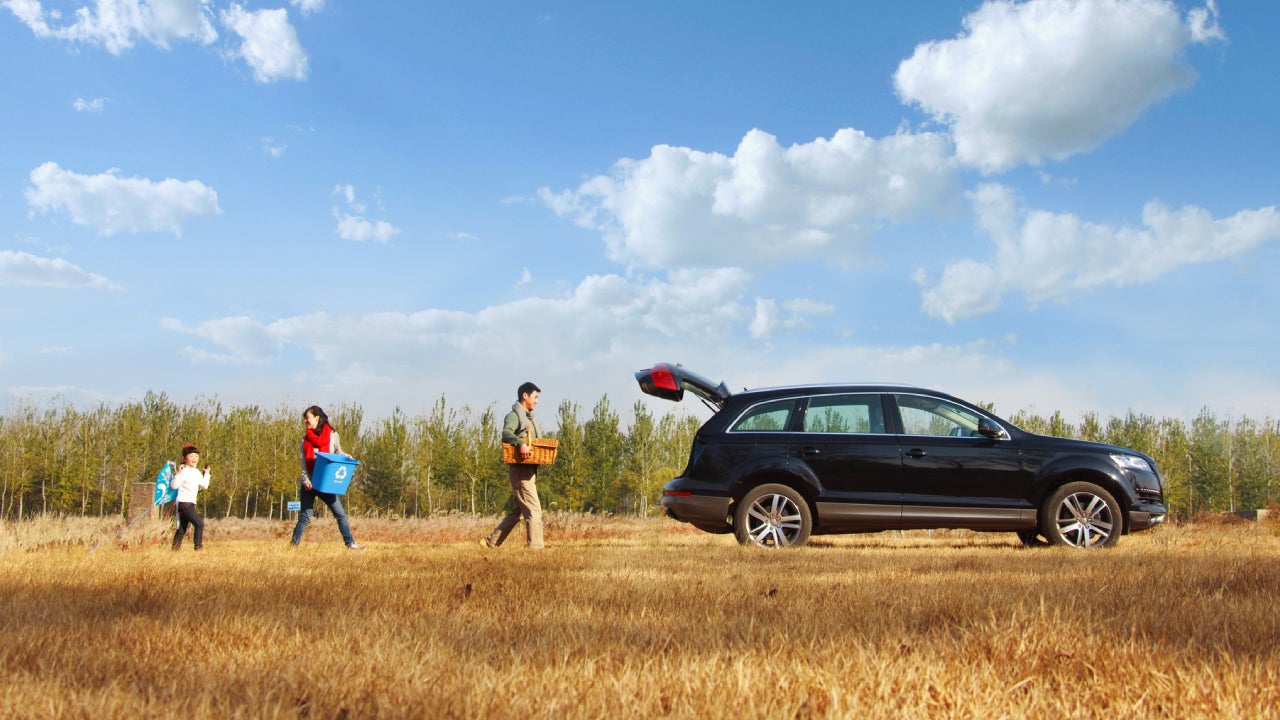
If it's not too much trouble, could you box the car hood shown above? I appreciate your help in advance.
[634,363,731,409]
[1022,432,1155,463]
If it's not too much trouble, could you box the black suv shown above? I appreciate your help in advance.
[635,363,1167,548]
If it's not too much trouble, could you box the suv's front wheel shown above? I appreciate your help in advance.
[734,484,812,548]
[1041,481,1122,548]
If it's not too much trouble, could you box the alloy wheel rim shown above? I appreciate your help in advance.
[1055,491,1115,548]
[745,493,803,547]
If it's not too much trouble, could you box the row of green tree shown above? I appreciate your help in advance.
[0,392,700,521]
[1006,408,1278,517]
[0,392,1276,520]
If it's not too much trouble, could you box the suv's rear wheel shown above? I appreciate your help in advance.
[734,484,812,548]
[1041,482,1121,548]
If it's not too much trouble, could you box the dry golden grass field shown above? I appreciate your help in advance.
[2,513,1279,719]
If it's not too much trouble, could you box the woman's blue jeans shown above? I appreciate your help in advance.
[291,484,355,546]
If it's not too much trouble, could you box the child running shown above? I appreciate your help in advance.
[171,444,211,551]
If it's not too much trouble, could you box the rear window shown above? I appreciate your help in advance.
[729,398,796,432]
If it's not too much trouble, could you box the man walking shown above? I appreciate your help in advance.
[481,381,546,549]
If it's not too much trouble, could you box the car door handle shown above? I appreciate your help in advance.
[905,448,928,458]
[802,447,821,456]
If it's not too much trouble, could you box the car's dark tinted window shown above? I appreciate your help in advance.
[802,394,886,434]
[730,398,796,432]
[895,394,985,437]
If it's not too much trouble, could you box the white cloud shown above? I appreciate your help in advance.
[333,213,400,244]
[517,268,532,287]
[917,184,1280,322]
[1188,0,1225,43]
[3,0,218,53]
[220,3,307,83]
[731,338,1017,395]
[331,184,399,243]
[749,297,834,339]
[332,184,362,211]
[5,1,321,84]
[895,0,1226,173]
[540,126,960,272]
[160,315,284,365]
[0,250,120,289]
[169,268,751,365]
[38,346,78,356]
[153,260,1275,423]
[161,269,752,382]
[73,97,108,112]
[159,264,864,421]
[262,136,286,157]
[289,0,323,16]
[23,162,220,236]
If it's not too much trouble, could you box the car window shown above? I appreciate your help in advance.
[802,394,886,434]
[730,398,796,432]
[895,394,984,437]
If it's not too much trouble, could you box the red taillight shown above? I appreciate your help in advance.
[651,364,678,392]
[663,489,692,498]
[636,362,685,402]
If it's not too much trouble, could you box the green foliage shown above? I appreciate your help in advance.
[455,405,504,514]
[2,393,1278,520]
[540,399,586,511]
[581,396,624,513]
[620,401,661,516]
[361,408,411,513]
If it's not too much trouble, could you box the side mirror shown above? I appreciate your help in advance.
[977,418,1009,441]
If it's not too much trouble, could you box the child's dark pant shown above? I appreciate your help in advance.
[173,502,204,550]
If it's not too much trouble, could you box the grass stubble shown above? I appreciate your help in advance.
[1,514,1278,719]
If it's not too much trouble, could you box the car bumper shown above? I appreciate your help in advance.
[661,492,731,532]
[1127,503,1168,531]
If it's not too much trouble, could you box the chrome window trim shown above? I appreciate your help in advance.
[727,391,891,436]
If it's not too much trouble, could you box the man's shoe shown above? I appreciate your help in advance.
[479,538,494,548]
[347,543,365,550]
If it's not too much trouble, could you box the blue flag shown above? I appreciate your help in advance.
[153,461,177,505]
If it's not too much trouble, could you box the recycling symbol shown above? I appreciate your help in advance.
[335,466,349,480]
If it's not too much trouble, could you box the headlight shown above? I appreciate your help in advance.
[1111,454,1152,473]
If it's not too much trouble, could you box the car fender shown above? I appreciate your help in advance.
[727,456,821,503]
[1033,453,1137,507]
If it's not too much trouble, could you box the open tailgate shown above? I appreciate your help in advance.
[634,363,731,409]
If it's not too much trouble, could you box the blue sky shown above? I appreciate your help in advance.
[2,0,1277,427]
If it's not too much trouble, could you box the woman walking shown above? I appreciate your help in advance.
[291,405,363,549]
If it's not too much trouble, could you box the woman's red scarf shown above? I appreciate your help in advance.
[303,424,332,474]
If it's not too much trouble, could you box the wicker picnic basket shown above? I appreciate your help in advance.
[502,438,559,465]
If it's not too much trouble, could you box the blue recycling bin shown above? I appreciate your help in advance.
[312,451,359,494]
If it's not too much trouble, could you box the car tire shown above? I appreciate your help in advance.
[1040,481,1122,548]
[733,483,812,548]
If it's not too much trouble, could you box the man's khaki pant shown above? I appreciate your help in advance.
[486,463,544,548]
